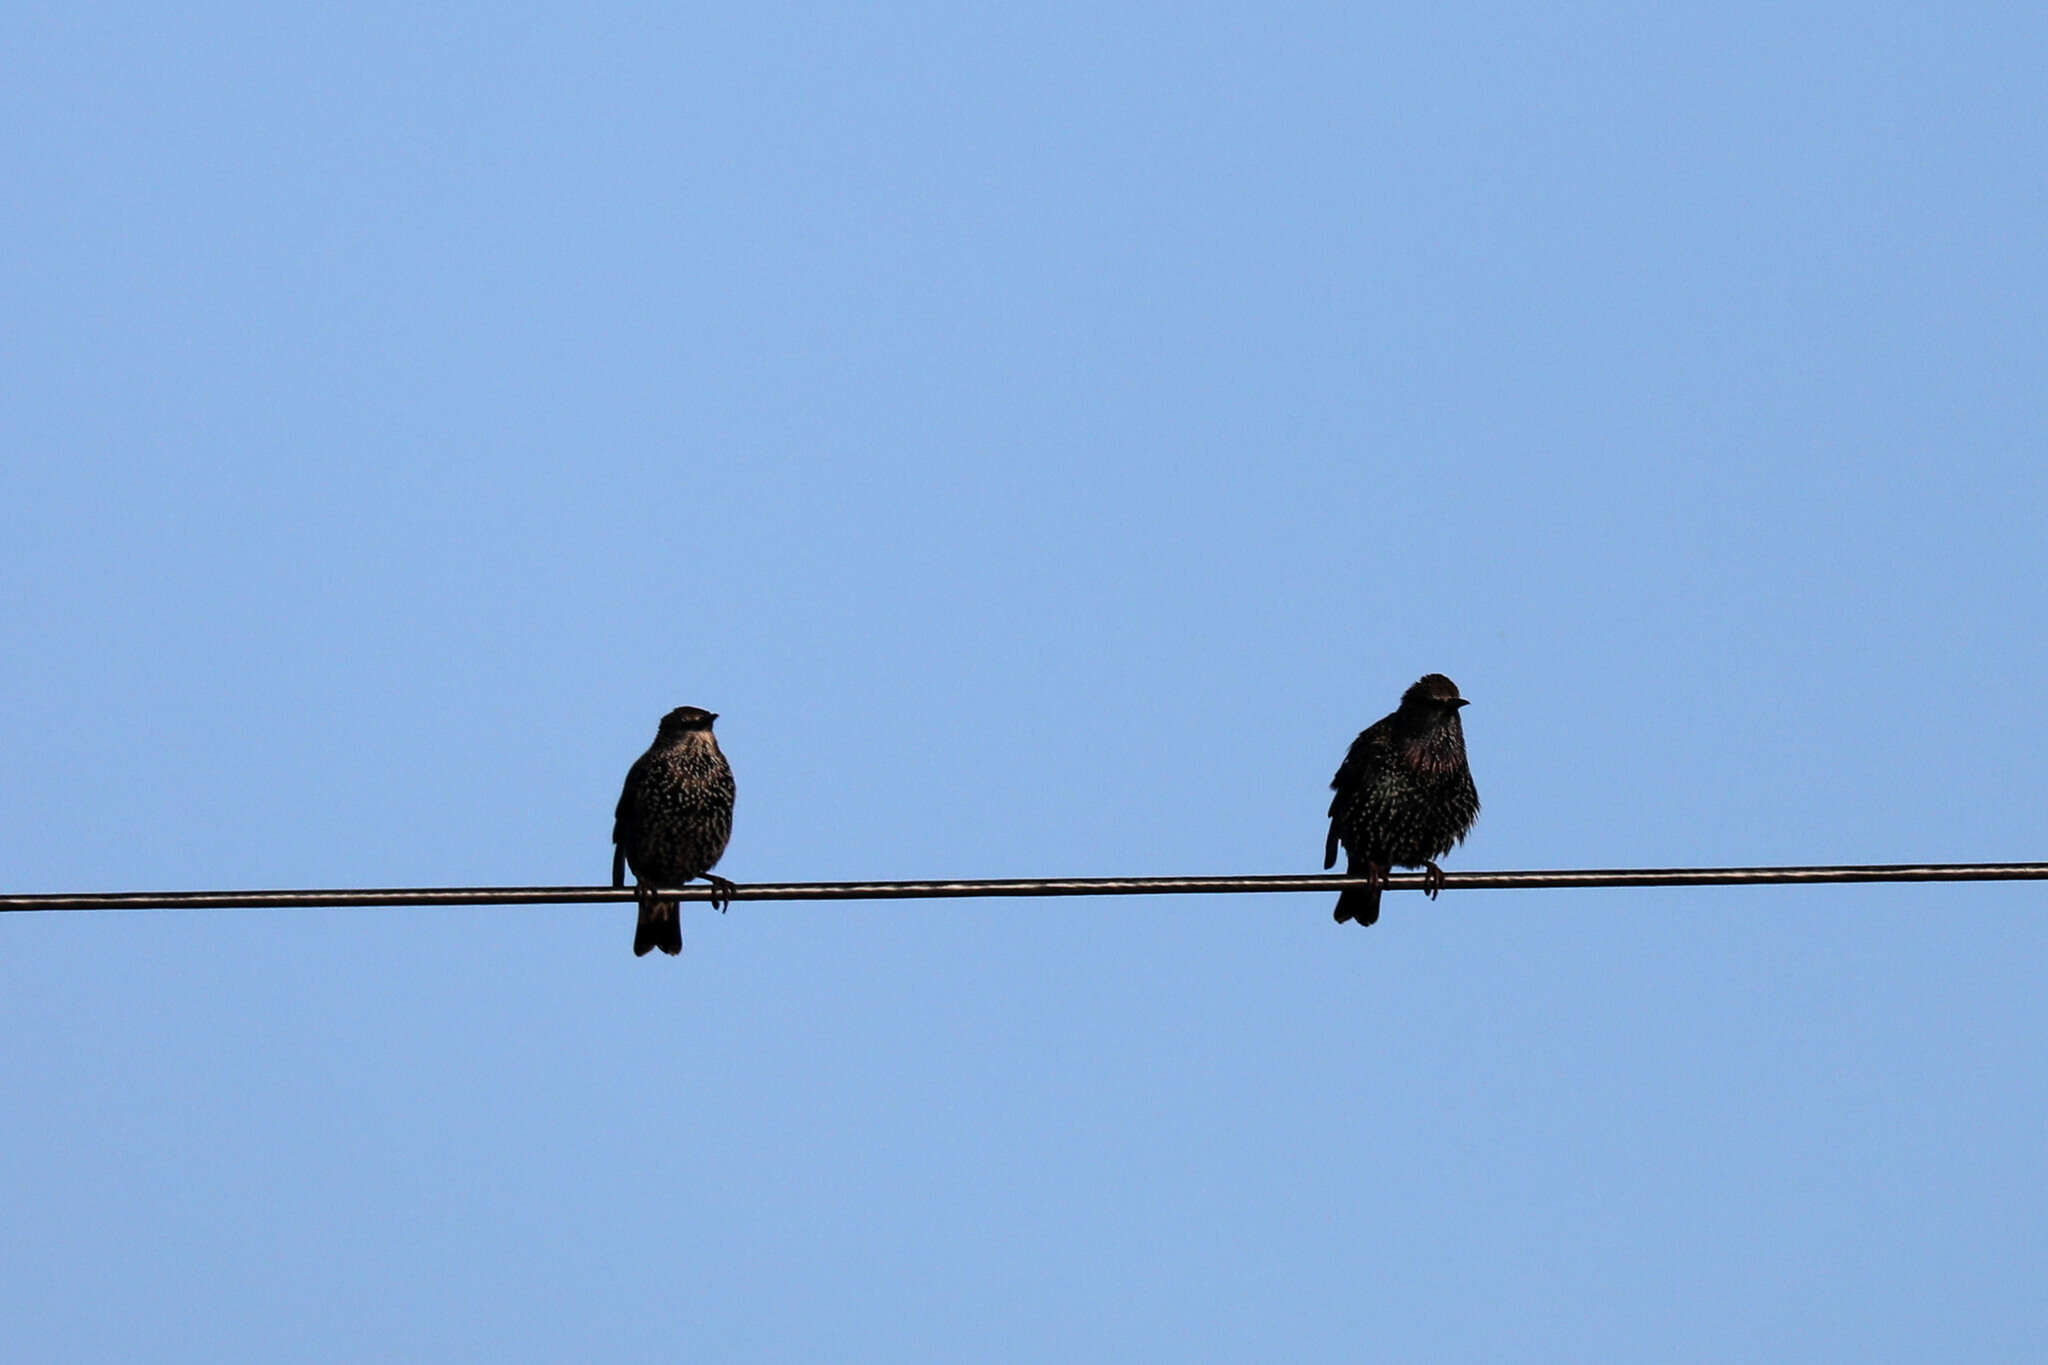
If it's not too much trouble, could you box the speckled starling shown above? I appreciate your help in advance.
[1325,674,1479,927]
[612,705,737,956]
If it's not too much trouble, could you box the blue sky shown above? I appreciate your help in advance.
[4,3,2045,1360]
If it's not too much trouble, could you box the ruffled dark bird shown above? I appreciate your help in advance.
[612,706,736,956]
[1325,674,1479,926]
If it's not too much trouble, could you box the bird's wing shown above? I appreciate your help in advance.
[1325,719,1398,865]
[611,755,644,848]
[1326,721,1389,809]
[1325,724,1374,862]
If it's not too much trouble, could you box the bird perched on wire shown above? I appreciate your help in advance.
[1325,674,1479,927]
[613,705,737,956]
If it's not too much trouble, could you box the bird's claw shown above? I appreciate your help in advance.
[704,875,737,913]
[1421,862,1445,899]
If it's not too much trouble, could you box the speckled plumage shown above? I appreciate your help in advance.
[1324,674,1479,927]
[612,706,736,956]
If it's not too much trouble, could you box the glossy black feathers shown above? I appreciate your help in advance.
[1325,674,1479,926]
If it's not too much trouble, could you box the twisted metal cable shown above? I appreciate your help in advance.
[4,863,2045,913]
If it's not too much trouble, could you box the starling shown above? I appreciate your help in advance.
[1324,674,1479,927]
[612,705,737,956]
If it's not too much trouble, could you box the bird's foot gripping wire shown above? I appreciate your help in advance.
[1421,861,1446,899]
[703,875,737,913]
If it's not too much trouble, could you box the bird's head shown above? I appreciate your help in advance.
[1401,674,1469,716]
[656,705,719,738]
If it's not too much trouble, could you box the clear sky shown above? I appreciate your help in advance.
[4,3,2045,1360]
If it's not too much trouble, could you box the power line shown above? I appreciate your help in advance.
[3,863,2045,913]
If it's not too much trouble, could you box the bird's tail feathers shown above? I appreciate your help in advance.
[1333,855,1381,927]
[634,898,683,956]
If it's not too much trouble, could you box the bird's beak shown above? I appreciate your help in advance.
[1453,698,1470,708]
[707,712,719,722]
